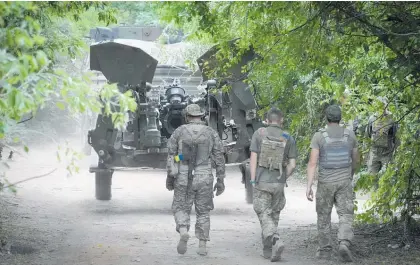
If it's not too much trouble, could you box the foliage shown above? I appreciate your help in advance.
[112,1,159,27]
[110,2,184,44]
[156,1,420,223]
[0,2,137,189]
[0,1,136,137]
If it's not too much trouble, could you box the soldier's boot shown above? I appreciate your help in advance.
[262,245,272,259]
[338,241,354,263]
[270,236,284,262]
[315,249,332,260]
[177,227,189,255]
[197,240,207,256]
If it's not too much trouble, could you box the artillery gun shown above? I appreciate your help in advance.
[86,27,263,201]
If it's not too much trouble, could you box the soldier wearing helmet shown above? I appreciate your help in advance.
[166,104,225,256]
[306,105,360,262]
[365,97,397,175]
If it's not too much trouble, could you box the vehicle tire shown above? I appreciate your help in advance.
[95,171,112,200]
[208,110,218,132]
[243,164,253,204]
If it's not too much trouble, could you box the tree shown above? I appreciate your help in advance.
[0,2,137,188]
[0,1,138,138]
[156,1,420,228]
[111,2,160,26]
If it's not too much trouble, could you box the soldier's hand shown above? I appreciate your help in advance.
[213,178,225,196]
[166,175,175,191]
[306,187,314,201]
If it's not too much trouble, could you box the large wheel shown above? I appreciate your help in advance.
[208,110,218,132]
[95,170,113,200]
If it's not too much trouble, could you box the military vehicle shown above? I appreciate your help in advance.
[86,26,263,201]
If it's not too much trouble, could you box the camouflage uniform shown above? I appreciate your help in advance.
[365,114,396,174]
[250,124,297,260]
[166,104,225,255]
[316,179,354,251]
[310,105,358,262]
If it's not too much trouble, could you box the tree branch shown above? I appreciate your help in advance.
[332,2,406,60]
[2,168,58,189]
[393,104,420,125]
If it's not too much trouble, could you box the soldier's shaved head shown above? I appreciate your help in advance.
[266,107,283,124]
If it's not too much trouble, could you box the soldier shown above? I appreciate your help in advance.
[306,105,360,262]
[249,107,297,261]
[165,104,226,256]
[365,98,397,175]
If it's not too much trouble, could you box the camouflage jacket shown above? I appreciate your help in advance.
[167,120,225,179]
[365,114,398,147]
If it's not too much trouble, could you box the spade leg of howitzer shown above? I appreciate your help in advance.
[95,163,113,201]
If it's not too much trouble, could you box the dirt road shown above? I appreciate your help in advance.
[1,143,415,265]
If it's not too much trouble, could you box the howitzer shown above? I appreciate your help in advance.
[85,27,263,201]
[86,28,227,201]
[197,40,265,204]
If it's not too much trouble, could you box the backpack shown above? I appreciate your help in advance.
[180,125,212,169]
[371,115,393,148]
[319,128,352,169]
[257,128,288,178]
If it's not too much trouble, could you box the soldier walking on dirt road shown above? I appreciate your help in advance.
[306,105,360,262]
[165,104,226,256]
[249,107,297,262]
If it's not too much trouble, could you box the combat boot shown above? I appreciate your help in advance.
[177,227,189,255]
[197,240,207,256]
[270,236,285,262]
[315,249,332,260]
[262,245,272,259]
[338,241,354,262]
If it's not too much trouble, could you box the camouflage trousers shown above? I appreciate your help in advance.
[367,148,392,174]
[172,174,214,241]
[253,183,286,248]
[316,179,354,251]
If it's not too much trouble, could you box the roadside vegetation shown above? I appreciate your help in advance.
[1,1,419,261]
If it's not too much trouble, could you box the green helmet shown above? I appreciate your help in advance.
[185,104,204,117]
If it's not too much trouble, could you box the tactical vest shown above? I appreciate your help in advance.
[257,128,288,177]
[319,128,352,169]
[371,116,393,148]
[179,124,212,172]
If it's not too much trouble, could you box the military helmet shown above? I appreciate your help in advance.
[185,104,204,117]
[326,105,342,122]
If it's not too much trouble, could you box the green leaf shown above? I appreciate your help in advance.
[56,102,65,110]
[24,146,29,153]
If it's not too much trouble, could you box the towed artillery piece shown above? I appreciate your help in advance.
[86,27,263,201]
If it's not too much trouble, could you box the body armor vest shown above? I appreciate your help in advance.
[319,128,352,169]
[258,128,287,178]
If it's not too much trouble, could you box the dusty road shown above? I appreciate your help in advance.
[1,143,373,265]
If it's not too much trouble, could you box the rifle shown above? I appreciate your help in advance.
[182,126,206,204]
[184,141,198,203]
